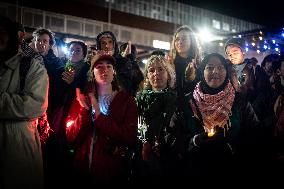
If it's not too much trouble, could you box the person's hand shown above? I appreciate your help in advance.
[76,88,91,110]
[165,54,172,62]
[185,63,196,82]
[62,70,75,84]
[88,92,100,119]
[121,41,132,57]
[142,141,151,161]
[194,127,227,147]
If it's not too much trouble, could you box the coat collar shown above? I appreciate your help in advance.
[4,53,22,70]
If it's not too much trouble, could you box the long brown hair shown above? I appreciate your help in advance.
[168,25,203,68]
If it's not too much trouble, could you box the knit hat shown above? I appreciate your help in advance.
[224,37,245,52]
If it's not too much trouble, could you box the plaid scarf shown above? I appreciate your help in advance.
[190,82,235,132]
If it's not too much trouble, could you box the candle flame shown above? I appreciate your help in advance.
[208,128,215,137]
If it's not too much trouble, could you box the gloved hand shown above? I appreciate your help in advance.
[194,127,227,147]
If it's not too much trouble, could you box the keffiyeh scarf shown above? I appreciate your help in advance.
[190,82,235,132]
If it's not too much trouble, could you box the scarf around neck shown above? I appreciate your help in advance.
[190,82,235,132]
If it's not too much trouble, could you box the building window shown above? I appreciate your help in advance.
[45,15,64,32]
[143,3,147,11]
[34,14,43,28]
[212,19,220,30]
[23,11,33,26]
[85,23,94,36]
[95,25,102,35]
[67,20,81,35]
[222,22,230,31]
[52,17,64,27]
[121,30,131,41]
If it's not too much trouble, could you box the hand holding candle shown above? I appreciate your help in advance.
[195,127,227,147]
[207,128,215,137]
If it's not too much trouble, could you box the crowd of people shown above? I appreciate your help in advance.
[1,15,284,188]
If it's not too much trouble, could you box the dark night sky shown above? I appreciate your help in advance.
[177,0,284,30]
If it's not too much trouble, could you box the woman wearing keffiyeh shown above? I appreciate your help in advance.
[169,53,264,179]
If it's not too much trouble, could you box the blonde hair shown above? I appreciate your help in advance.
[144,55,176,90]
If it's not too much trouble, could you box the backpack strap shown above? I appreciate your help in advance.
[19,41,41,91]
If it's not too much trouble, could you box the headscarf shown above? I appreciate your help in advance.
[96,31,119,57]
[191,53,235,132]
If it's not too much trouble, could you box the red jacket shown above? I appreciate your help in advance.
[67,90,138,183]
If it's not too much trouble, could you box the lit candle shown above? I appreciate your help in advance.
[207,128,215,137]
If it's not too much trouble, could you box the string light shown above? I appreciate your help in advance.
[218,27,284,55]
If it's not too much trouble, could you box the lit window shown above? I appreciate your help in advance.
[223,22,230,31]
[212,19,220,30]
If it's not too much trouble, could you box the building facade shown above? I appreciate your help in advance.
[0,0,265,58]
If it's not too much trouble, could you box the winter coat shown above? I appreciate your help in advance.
[0,53,48,189]
[173,54,198,96]
[134,89,179,181]
[43,54,89,186]
[66,90,137,184]
[170,92,263,178]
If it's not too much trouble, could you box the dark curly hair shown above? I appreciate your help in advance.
[67,41,88,59]
[32,28,56,46]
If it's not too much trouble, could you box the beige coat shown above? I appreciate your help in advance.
[0,53,48,189]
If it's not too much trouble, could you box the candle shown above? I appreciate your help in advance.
[207,128,215,137]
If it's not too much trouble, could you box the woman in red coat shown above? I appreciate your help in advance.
[66,55,138,185]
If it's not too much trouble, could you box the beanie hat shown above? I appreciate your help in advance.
[224,37,245,52]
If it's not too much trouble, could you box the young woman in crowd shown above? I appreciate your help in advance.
[66,55,137,185]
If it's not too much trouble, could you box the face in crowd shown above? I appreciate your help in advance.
[147,59,169,91]
[226,45,245,65]
[204,55,227,88]
[69,43,84,63]
[99,36,114,56]
[264,61,273,77]
[34,33,50,55]
[174,29,191,57]
[93,60,115,85]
